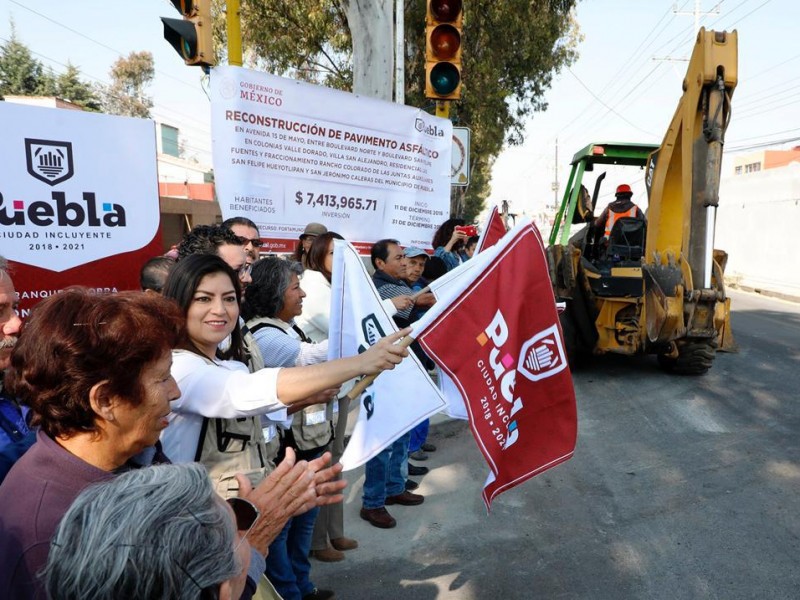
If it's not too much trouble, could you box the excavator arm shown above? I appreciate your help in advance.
[642,28,738,364]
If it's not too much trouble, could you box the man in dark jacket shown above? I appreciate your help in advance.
[359,240,423,529]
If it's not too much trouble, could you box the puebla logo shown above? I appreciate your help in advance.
[25,139,74,186]
[0,138,127,228]
[476,311,567,450]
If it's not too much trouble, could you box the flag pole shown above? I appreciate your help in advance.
[346,334,417,400]
[410,285,430,300]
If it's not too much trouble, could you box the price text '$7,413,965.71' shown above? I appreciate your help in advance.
[295,191,378,212]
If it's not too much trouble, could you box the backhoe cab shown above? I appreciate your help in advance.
[546,28,738,374]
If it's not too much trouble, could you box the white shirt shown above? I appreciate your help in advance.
[296,268,398,344]
[161,350,288,463]
[295,269,331,343]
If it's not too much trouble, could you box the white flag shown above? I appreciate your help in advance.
[329,240,447,470]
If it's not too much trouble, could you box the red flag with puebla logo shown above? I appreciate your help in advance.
[411,219,577,509]
[475,205,507,254]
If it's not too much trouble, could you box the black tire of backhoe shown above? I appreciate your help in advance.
[559,310,579,367]
[658,340,718,375]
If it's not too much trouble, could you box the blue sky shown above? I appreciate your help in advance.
[486,0,800,215]
[0,0,213,161]
[1,0,796,217]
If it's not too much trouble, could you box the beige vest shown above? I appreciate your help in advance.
[246,316,334,452]
[184,345,275,498]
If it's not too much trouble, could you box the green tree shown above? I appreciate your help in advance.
[99,51,155,118]
[239,1,351,89]
[0,22,101,110]
[237,0,579,221]
[37,67,58,97]
[404,0,580,220]
[56,63,101,111]
[0,23,45,97]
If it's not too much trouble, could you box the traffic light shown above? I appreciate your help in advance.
[425,0,463,100]
[162,0,215,67]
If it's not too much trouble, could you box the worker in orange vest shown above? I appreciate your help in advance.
[594,184,646,238]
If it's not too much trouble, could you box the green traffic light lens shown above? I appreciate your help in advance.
[182,38,197,59]
[430,62,460,95]
[430,24,461,60]
[430,0,463,22]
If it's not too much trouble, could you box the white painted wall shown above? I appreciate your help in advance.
[716,162,800,298]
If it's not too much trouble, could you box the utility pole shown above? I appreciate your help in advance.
[673,1,721,33]
[394,0,404,104]
[553,138,559,210]
[655,2,722,67]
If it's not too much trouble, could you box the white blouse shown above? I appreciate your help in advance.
[160,350,288,463]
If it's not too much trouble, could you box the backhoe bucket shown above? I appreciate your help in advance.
[717,297,738,352]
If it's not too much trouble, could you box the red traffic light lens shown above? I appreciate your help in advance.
[430,0,463,22]
[430,62,460,96]
[430,25,461,60]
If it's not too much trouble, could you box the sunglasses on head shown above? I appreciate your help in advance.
[236,236,263,247]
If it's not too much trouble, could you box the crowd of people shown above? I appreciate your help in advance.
[0,216,473,600]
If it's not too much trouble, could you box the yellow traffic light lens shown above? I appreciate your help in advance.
[430,25,461,60]
[430,62,460,96]
[430,0,463,22]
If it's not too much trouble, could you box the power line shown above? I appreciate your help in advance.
[7,0,202,93]
[727,126,800,144]
[567,68,659,137]
[558,3,692,140]
[556,3,678,135]
[3,0,214,134]
[726,135,800,152]
[0,36,213,157]
[724,0,776,27]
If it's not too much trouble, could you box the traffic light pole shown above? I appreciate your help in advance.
[436,101,450,118]
[226,0,242,67]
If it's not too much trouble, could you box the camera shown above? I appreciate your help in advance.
[455,225,478,237]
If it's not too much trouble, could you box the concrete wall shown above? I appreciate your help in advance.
[716,162,800,299]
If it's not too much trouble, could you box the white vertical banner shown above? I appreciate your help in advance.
[210,66,453,249]
[328,239,446,470]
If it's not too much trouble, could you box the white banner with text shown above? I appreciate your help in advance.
[210,66,453,251]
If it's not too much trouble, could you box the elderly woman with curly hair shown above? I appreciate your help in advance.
[0,288,345,600]
[0,289,183,599]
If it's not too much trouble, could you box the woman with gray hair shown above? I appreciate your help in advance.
[46,463,254,600]
[242,257,338,600]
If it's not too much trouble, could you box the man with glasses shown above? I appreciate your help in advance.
[176,224,252,287]
[224,216,263,266]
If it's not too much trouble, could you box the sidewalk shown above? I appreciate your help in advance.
[313,416,487,599]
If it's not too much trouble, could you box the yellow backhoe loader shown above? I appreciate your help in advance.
[547,28,738,374]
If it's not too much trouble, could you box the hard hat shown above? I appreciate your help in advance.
[615,184,632,196]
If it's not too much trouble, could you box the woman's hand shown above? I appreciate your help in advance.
[358,328,410,375]
[235,448,316,554]
[445,229,468,251]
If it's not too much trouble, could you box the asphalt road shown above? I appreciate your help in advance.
[314,289,800,599]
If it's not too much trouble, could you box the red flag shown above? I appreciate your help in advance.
[415,221,577,509]
[475,206,507,254]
